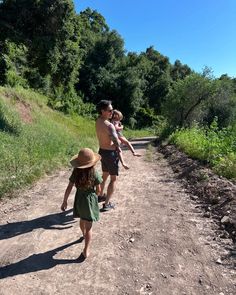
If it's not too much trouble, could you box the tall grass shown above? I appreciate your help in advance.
[0,87,97,197]
[170,121,236,179]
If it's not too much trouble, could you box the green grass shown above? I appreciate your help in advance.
[170,122,236,179]
[123,127,154,139]
[0,87,97,197]
[145,143,156,162]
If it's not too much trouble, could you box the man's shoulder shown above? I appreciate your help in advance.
[105,120,113,127]
[96,118,112,132]
[98,118,113,127]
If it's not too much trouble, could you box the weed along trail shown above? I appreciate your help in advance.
[0,138,235,295]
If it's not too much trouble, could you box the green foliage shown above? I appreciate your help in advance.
[114,67,144,120]
[135,107,160,128]
[76,101,96,118]
[1,86,48,106]
[0,98,22,134]
[154,117,170,139]
[170,120,236,179]
[77,26,125,104]
[0,0,81,98]
[143,47,172,111]
[123,127,154,139]
[0,87,97,197]
[170,59,192,81]
[204,77,236,127]
[78,8,109,58]
[1,0,235,138]
[0,40,28,87]
[162,72,215,127]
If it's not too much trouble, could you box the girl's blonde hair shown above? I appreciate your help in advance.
[112,109,123,120]
[73,166,96,189]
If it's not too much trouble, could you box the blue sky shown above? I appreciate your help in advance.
[74,0,236,78]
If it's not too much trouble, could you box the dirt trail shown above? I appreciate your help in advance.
[0,138,235,295]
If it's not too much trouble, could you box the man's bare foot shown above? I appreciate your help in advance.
[133,152,141,157]
[122,163,129,170]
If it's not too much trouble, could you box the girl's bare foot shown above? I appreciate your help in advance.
[83,249,89,258]
[133,152,141,157]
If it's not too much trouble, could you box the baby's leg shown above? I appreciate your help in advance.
[118,150,129,170]
[119,136,129,145]
[119,136,141,156]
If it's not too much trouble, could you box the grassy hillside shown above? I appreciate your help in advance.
[0,87,98,197]
[0,87,153,198]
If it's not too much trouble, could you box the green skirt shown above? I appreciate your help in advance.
[73,190,99,222]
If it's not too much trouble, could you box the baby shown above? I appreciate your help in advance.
[111,110,141,158]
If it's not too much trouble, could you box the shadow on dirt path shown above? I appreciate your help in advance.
[0,238,84,279]
[0,209,75,240]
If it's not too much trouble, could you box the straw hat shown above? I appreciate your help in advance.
[70,148,101,168]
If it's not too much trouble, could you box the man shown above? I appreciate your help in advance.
[95,100,120,211]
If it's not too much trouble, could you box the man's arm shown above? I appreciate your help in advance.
[108,123,121,148]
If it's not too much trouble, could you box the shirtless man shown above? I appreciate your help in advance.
[96,100,120,211]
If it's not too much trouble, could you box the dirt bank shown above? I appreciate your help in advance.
[158,144,236,244]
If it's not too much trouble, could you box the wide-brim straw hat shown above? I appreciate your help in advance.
[70,148,101,168]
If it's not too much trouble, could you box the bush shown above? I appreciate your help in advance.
[135,107,160,128]
[1,41,29,88]
[170,119,236,179]
[0,99,22,135]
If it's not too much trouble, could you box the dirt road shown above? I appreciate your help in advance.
[0,138,235,295]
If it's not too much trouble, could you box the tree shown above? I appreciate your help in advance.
[143,47,172,111]
[0,0,81,102]
[77,19,125,104]
[170,59,192,81]
[204,77,236,127]
[162,72,215,127]
[0,40,28,87]
[78,8,109,59]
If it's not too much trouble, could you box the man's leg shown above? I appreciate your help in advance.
[100,171,109,196]
[105,174,117,205]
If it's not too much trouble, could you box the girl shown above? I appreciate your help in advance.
[61,148,102,260]
[111,110,141,157]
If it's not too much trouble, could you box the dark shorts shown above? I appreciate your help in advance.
[98,148,119,176]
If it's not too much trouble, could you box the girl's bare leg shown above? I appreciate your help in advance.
[83,220,93,258]
[79,219,86,237]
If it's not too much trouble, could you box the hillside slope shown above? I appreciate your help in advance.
[0,87,97,197]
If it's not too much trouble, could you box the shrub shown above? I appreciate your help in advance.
[170,119,236,179]
[0,99,22,135]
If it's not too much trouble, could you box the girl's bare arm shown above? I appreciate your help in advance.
[96,184,101,196]
[61,181,74,211]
